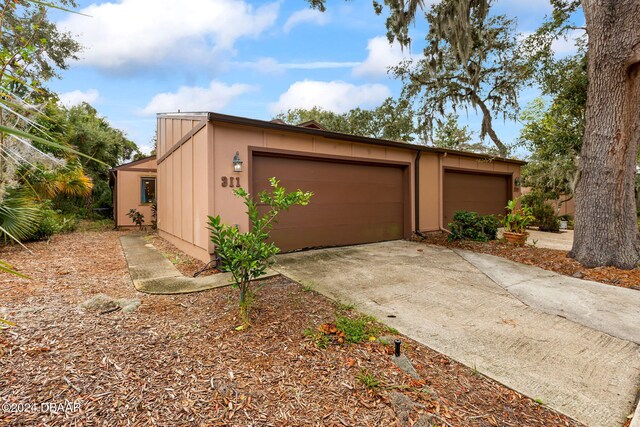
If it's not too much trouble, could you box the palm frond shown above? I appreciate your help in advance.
[0,192,41,243]
[0,260,29,279]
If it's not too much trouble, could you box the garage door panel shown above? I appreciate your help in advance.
[272,202,404,227]
[252,154,406,252]
[443,171,509,227]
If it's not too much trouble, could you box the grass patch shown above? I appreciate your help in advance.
[336,313,389,344]
[303,325,330,349]
[356,369,380,390]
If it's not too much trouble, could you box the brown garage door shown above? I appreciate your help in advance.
[252,153,407,252]
[443,170,510,227]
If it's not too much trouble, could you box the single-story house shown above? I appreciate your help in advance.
[109,156,157,227]
[154,112,525,263]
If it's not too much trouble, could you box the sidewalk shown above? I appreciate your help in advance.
[119,234,277,294]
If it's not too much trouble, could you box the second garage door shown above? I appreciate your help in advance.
[252,153,408,252]
[443,170,510,227]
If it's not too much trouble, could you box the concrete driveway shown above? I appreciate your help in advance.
[274,241,640,427]
[497,228,575,251]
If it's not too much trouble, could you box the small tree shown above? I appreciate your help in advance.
[208,178,312,325]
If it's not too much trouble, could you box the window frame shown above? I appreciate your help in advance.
[140,176,156,205]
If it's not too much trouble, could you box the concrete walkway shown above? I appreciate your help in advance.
[120,234,277,294]
[274,241,640,427]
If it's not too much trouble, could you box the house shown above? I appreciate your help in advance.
[109,156,157,227]
[155,112,525,263]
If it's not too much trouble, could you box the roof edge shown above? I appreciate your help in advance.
[111,155,157,171]
[165,111,525,166]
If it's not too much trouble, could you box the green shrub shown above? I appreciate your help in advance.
[537,204,560,232]
[208,178,312,325]
[448,211,499,242]
[522,193,560,232]
[31,207,62,241]
[126,209,145,230]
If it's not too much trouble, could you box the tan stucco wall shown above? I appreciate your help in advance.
[418,152,522,231]
[157,117,212,262]
[115,157,157,227]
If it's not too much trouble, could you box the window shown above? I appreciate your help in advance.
[141,177,156,204]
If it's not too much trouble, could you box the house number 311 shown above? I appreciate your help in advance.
[221,176,240,188]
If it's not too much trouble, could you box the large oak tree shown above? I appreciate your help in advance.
[309,0,640,269]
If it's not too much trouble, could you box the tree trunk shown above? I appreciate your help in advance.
[569,1,640,269]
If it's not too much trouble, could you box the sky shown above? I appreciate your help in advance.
[47,0,584,156]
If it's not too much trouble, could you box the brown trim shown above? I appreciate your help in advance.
[443,166,514,177]
[202,111,526,166]
[414,150,421,232]
[111,170,118,227]
[157,120,207,165]
[110,155,157,171]
[249,146,412,239]
[116,167,157,173]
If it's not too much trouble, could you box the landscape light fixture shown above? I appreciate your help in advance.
[232,151,243,172]
[514,177,521,189]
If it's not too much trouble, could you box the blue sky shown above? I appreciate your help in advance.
[47,0,583,156]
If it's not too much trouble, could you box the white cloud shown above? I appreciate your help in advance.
[352,36,410,79]
[283,8,329,33]
[59,0,279,70]
[283,61,361,70]
[551,29,586,56]
[269,80,391,114]
[58,89,100,107]
[140,81,255,115]
[233,58,361,74]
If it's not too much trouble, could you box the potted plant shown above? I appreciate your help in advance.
[502,198,535,245]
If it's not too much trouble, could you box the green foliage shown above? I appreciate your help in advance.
[275,98,416,142]
[392,2,529,156]
[208,178,312,324]
[503,198,535,234]
[126,209,145,230]
[32,206,62,240]
[335,313,383,344]
[0,190,41,243]
[521,192,560,232]
[303,326,330,349]
[356,369,381,390]
[0,260,28,279]
[35,101,139,214]
[447,211,499,242]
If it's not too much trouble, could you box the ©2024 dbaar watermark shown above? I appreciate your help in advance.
[2,400,82,414]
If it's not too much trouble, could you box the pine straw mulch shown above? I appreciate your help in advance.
[0,229,583,426]
[414,232,640,291]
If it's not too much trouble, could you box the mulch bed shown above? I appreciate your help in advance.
[0,229,583,426]
[415,232,640,291]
